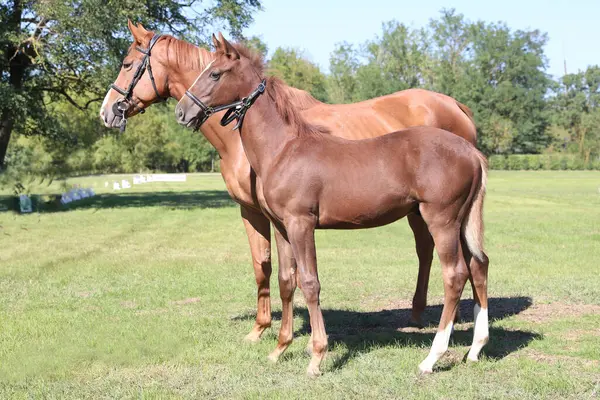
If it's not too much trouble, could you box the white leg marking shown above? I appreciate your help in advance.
[467,305,489,361]
[418,321,454,374]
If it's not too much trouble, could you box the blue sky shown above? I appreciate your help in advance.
[243,0,598,79]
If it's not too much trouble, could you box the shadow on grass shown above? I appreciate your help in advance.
[234,296,539,371]
[0,190,236,213]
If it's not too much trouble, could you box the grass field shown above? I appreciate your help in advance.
[0,171,599,399]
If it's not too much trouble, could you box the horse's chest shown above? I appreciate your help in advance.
[219,158,261,211]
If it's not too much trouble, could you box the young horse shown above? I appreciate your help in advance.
[175,34,490,376]
[100,21,477,341]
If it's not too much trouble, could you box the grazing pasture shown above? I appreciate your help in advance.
[0,171,598,399]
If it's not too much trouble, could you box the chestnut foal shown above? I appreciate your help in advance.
[175,34,490,376]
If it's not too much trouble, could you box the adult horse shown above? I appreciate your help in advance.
[100,21,477,340]
[175,34,489,376]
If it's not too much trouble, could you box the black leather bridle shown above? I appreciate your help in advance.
[184,78,266,131]
[110,33,166,132]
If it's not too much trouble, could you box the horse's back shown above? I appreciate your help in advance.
[301,88,477,145]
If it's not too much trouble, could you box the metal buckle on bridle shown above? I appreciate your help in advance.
[109,33,165,132]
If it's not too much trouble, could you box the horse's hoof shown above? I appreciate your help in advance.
[409,316,424,328]
[267,352,280,364]
[244,331,262,343]
[418,362,433,375]
[306,366,322,378]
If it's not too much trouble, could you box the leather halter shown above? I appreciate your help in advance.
[110,33,166,132]
[184,79,266,131]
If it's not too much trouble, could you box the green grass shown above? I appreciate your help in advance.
[0,171,599,399]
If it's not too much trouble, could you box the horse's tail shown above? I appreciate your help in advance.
[462,149,488,262]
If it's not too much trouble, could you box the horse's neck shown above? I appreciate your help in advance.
[163,45,241,161]
[165,50,203,101]
[168,67,200,102]
[239,92,292,178]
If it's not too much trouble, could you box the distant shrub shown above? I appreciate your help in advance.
[488,154,597,170]
[506,155,525,170]
[488,155,506,170]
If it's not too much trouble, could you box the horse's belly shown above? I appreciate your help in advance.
[317,200,416,229]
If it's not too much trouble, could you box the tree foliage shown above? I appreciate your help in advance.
[550,66,600,162]
[0,0,262,169]
[267,47,328,102]
[323,9,554,155]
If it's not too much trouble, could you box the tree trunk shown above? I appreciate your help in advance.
[579,126,586,157]
[0,0,24,169]
[0,116,15,169]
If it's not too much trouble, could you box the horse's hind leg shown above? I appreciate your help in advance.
[463,239,490,362]
[408,214,462,327]
[408,214,434,327]
[418,210,469,374]
[267,229,298,363]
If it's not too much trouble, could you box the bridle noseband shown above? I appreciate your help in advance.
[184,79,266,131]
[110,33,166,132]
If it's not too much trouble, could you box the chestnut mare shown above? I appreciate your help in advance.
[100,22,477,339]
[175,34,490,376]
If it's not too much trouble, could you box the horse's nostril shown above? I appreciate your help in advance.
[178,108,184,119]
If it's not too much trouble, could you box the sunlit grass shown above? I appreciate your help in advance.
[0,171,598,399]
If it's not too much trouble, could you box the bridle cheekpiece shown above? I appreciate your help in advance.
[110,33,166,132]
[184,78,266,131]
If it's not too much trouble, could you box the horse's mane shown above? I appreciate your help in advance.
[149,34,215,72]
[231,43,329,137]
[280,85,323,111]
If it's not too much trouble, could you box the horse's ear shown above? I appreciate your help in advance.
[212,33,221,50]
[127,19,150,46]
[127,19,138,38]
[218,32,240,60]
[137,22,150,36]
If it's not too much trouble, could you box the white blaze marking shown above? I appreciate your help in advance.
[467,305,489,361]
[418,320,454,373]
[99,89,113,119]
[189,59,215,89]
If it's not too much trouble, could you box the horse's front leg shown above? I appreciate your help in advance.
[286,216,327,377]
[240,206,273,342]
[267,229,298,362]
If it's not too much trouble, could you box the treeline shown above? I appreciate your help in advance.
[270,9,599,164]
[3,7,599,185]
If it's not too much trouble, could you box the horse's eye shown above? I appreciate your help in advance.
[122,62,133,70]
[210,70,221,81]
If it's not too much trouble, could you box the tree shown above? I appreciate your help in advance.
[426,8,470,97]
[462,21,552,153]
[327,42,358,104]
[242,35,268,58]
[350,21,429,101]
[0,0,262,169]
[550,66,600,162]
[267,47,328,102]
